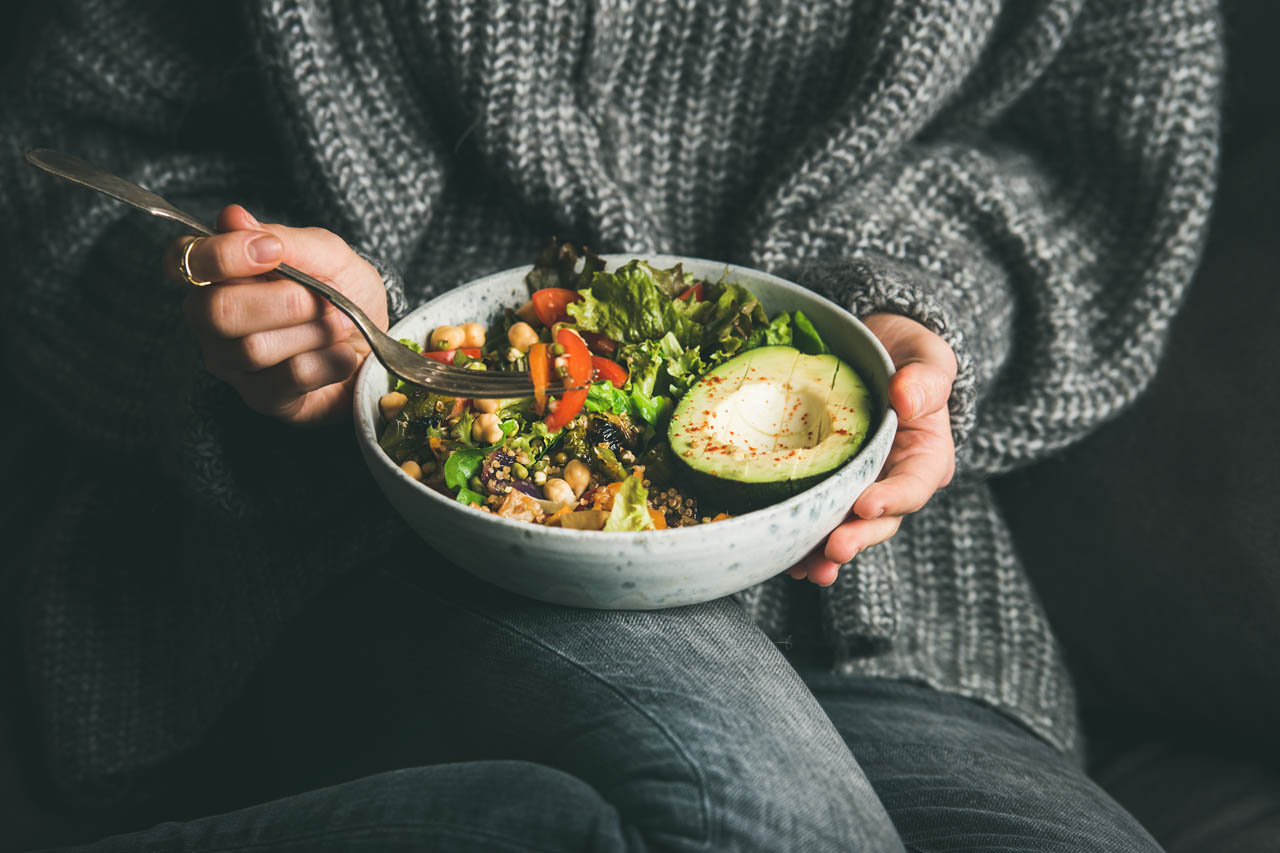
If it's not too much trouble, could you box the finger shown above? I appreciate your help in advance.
[185,278,337,339]
[165,228,285,287]
[853,430,954,519]
[202,311,356,373]
[218,204,357,283]
[864,313,958,380]
[889,360,953,421]
[235,342,360,413]
[804,554,841,587]
[824,514,903,565]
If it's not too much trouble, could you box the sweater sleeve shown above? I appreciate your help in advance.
[746,0,1223,478]
[0,2,409,801]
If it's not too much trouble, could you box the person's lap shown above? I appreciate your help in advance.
[44,562,1159,852]
[46,564,899,851]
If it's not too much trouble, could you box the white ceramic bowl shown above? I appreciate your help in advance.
[354,256,896,609]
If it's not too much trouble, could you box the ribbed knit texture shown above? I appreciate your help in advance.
[0,0,1221,803]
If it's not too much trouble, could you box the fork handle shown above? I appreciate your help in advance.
[25,147,387,353]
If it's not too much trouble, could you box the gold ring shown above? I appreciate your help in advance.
[179,236,212,287]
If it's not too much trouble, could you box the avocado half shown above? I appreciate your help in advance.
[667,346,873,513]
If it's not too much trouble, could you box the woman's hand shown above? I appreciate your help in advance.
[169,205,389,425]
[787,313,958,586]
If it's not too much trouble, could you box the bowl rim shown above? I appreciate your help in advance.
[354,254,897,540]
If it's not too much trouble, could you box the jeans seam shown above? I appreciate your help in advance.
[199,820,563,852]
[436,593,713,849]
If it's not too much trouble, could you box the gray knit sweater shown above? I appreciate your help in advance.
[0,0,1221,802]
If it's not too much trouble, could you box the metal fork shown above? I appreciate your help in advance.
[25,148,579,399]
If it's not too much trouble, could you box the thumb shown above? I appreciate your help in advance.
[889,361,952,421]
[863,313,957,421]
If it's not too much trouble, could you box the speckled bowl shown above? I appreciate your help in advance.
[354,256,896,609]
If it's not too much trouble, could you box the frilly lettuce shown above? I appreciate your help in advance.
[603,473,655,531]
[566,260,702,347]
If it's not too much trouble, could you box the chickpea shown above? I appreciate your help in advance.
[506,321,539,352]
[379,391,408,420]
[563,459,591,497]
[472,412,504,444]
[543,478,576,507]
[472,397,501,414]
[399,460,423,481]
[431,324,466,351]
[460,322,486,348]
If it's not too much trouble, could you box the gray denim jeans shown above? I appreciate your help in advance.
[47,566,1159,852]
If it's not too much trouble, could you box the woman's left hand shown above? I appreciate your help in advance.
[787,313,958,586]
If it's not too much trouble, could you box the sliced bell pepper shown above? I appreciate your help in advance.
[544,328,591,431]
[528,343,550,415]
[590,355,628,389]
[531,288,582,327]
[676,281,705,302]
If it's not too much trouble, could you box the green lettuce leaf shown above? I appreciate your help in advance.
[629,389,672,427]
[585,381,631,415]
[747,312,793,349]
[792,310,830,355]
[618,332,707,399]
[566,260,702,347]
[603,473,655,531]
[697,280,771,366]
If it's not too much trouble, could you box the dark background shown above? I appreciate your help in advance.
[2,1,1277,850]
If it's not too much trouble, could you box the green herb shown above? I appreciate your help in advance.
[455,487,485,507]
[444,449,486,491]
[792,310,830,355]
[603,473,655,531]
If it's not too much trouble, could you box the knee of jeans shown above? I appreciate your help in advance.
[576,716,899,852]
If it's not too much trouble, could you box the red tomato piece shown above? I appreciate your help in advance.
[580,330,618,357]
[423,347,482,364]
[591,355,628,388]
[544,328,592,431]
[676,281,705,302]
[531,288,582,327]
[528,343,550,415]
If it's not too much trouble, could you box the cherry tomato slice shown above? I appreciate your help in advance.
[591,355,628,388]
[423,347,482,364]
[528,343,550,415]
[544,328,591,431]
[531,288,582,327]
[676,281,705,302]
[580,330,618,357]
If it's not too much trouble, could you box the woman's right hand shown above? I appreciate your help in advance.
[169,204,390,425]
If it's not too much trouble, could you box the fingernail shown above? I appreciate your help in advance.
[909,384,926,419]
[247,234,283,263]
[858,505,884,520]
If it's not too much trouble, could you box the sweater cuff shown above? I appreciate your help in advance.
[778,256,981,455]
[357,249,410,323]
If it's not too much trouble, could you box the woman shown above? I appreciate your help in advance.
[1,0,1221,849]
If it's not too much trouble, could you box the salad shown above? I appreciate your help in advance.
[377,241,872,531]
